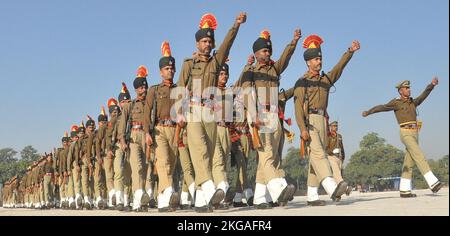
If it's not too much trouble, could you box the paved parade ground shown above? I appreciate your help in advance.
[1,188,448,216]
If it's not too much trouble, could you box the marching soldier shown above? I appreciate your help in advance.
[293,35,360,205]
[176,127,196,210]
[118,66,151,212]
[96,106,110,208]
[42,152,55,208]
[326,121,346,185]
[177,12,247,213]
[362,78,443,197]
[239,28,301,209]
[57,132,70,208]
[144,41,181,212]
[66,125,82,209]
[105,100,119,209]
[113,84,133,211]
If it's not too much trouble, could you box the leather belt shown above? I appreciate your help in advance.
[157,119,177,127]
[400,123,418,129]
[309,108,326,116]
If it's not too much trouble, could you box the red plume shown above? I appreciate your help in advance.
[121,82,128,93]
[161,41,172,57]
[303,34,323,49]
[107,98,118,107]
[285,118,292,126]
[199,13,218,30]
[71,125,78,132]
[260,29,271,40]
[79,121,85,128]
[136,65,148,78]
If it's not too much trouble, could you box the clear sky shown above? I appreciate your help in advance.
[0,0,448,162]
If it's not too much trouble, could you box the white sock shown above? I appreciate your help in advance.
[307,186,320,202]
[399,178,412,192]
[233,192,243,203]
[321,177,337,197]
[254,183,267,205]
[424,171,439,188]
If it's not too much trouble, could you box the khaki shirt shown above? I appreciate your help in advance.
[66,140,78,171]
[96,125,107,158]
[58,146,68,174]
[365,84,435,125]
[326,132,345,160]
[177,25,240,95]
[294,50,354,132]
[239,42,297,109]
[118,99,146,140]
[144,83,179,133]
[105,116,118,152]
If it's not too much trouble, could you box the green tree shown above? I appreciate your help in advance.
[344,133,404,191]
[282,147,308,191]
[0,148,19,184]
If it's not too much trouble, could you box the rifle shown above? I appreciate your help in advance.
[249,67,262,149]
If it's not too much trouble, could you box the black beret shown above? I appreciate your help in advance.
[86,119,95,127]
[253,38,272,53]
[70,131,77,138]
[77,127,85,133]
[220,63,229,74]
[118,92,130,102]
[303,48,322,61]
[98,114,108,122]
[61,137,70,142]
[133,77,148,89]
[159,56,176,70]
[109,105,120,114]
[195,28,215,42]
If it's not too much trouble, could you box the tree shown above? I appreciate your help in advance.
[282,147,308,191]
[344,133,404,191]
[20,145,40,163]
[0,148,19,184]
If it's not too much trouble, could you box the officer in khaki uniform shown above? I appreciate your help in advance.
[144,41,181,212]
[96,106,110,208]
[239,29,300,209]
[177,128,196,209]
[66,125,81,209]
[118,67,151,212]
[362,78,443,197]
[113,85,133,211]
[211,62,234,209]
[326,121,346,184]
[104,99,120,209]
[42,152,55,208]
[294,35,359,205]
[74,121,94,209]
[58,132,70,208]
[177,12,246,213]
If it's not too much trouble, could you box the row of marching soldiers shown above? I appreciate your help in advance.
[3,12,359,212]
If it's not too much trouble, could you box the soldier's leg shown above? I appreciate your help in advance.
[308,114,345,200]
[178,137,195,201]
[43,176,51,207]
[180,180,191,209]
[212,126,230,199]
[187,121,216,209]
[328,155,344,183]
[129,131,147,210]
[240,135,254,204]
[93,161,105,208]
[113,146,125,208]
[155,126,179,211]
[80,158,91,209]
[231,141,248,206]
[104,154,115,207]
[399,149,415,195]
[400,130,440,191]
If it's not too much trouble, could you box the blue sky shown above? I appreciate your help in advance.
[0,0,448,162]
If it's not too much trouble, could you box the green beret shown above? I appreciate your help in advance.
[330,121,338,126]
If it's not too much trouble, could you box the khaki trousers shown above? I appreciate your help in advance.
[327,155,344,183]
[178,132,195,188]
[231,134,251,192]
[43,175,53,203]
[186,106,217,187]
[154,125,178,193]
[113,144,131,195]
[129,130,147,193]
[306,114,333,187]
[400,129,431,179]
[250,113,285,185]
[212,126,231,186]
[104,154,115,194]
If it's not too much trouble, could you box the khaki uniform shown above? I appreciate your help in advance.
[95,124,109,202]
[177,24,240,207]
[118,98,148,208]
[144,83,179,195]
[326,132,345,183]
[365,83,439,191]
[178,130,196,200]
[42,159,54,205]
[76,133,94,203]
[103,117,116,205]
[67,139,82,207]
[239,41,297,203]
[294,50,354,192]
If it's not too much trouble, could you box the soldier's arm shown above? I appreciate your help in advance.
[413,83,435,106]
[284,87,295,101]
[95,129,103,159]
[66,144,73,171]
[293,84,307,132]
[117,103,129,141]
[274,41,298,75]
[365,99,398,116]
[326,50,354,85]
[215,14,245,66]
[144,86,155,134]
